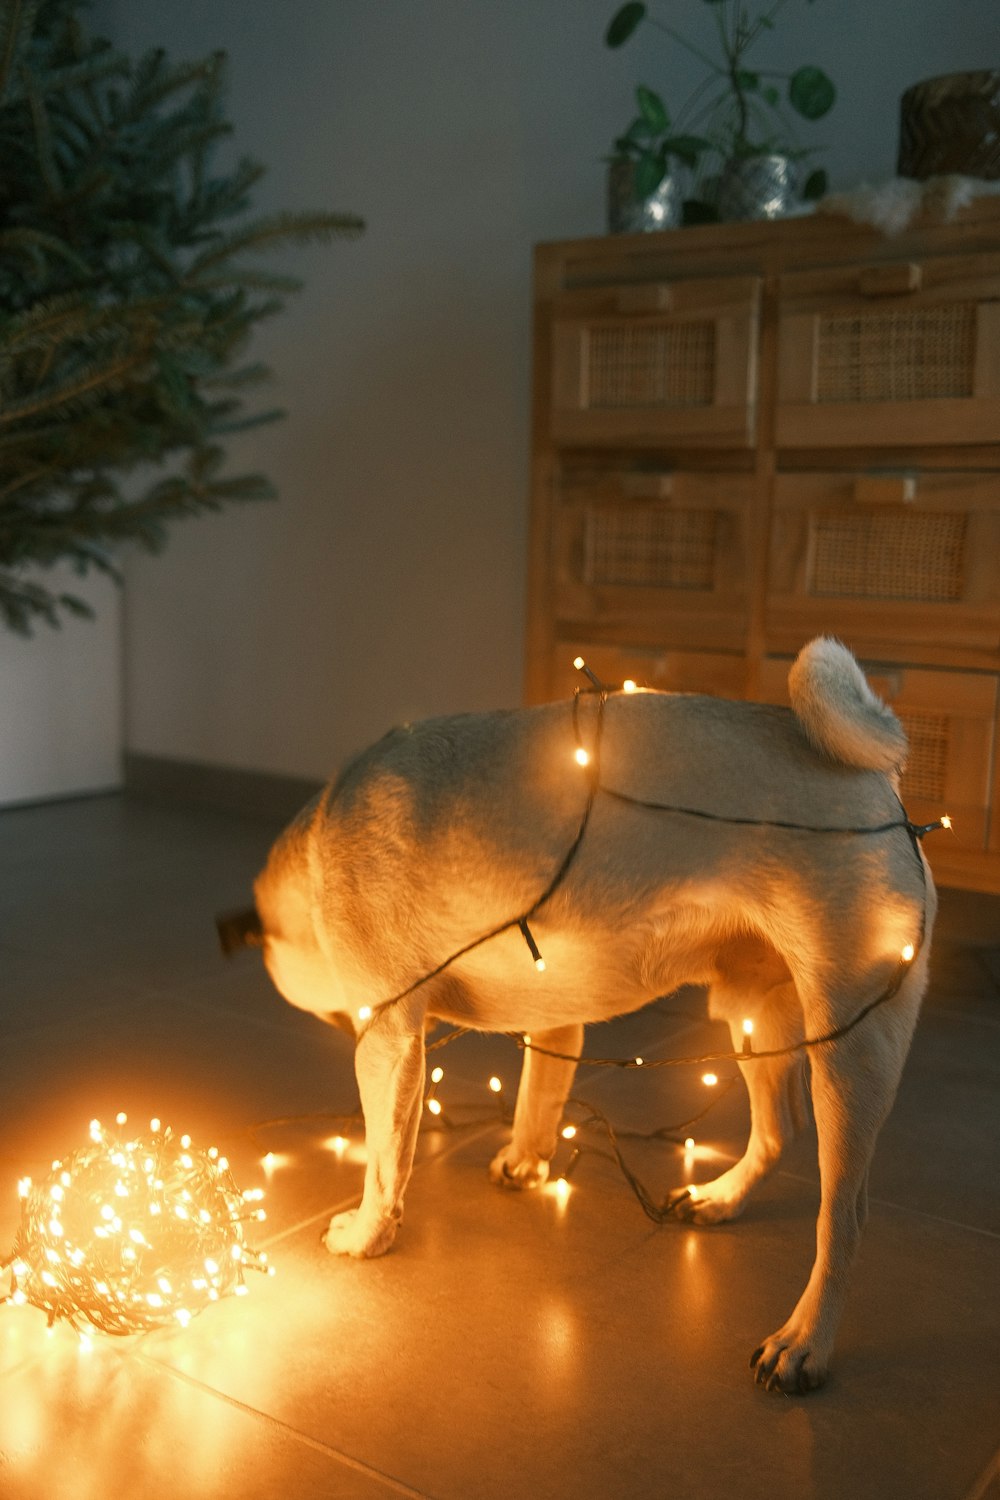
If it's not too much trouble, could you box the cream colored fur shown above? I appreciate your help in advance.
[253,637,935,1393]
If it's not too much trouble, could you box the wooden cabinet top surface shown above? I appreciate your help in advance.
[534,195,1000,290]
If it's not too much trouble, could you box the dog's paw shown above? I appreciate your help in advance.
[749,1328,830,1395]
[488,1144,550,1190]
[667,1166,751,1225]
[321,1208,398,1259]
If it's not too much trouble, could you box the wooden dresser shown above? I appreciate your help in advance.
[524,197,1000,894]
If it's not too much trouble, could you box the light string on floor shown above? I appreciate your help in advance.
[1,1114,273,1340]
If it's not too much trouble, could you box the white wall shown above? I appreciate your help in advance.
[101,0,998,783]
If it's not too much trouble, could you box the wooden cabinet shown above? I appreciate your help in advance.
[526,199,1000,893]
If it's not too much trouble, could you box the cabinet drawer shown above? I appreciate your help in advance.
[550,275,760,449]
[550,642,747,701]
[776,253,1000,447]
[552,468,752,651]
[757,658,997,849]
[766,471,1000,654]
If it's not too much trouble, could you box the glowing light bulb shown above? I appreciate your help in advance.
[430,1066,444,1084]
[901,943,915,963]
[554,1177,571,1201]
[573,656,585,670]
[262,1152,275,1169]
[634,1056,644,1067]
[180,1135,191,1150]
[561,1124,577,1140]
[488,1076,503,1094]
[622,679,637,693]
[17,1177,31,1199]
[742,1018,754,1036]
[534,957,547,973]
[687,1183,700,1201]
[426,1097,442,1116]
[684,1137,695,1151]
[115,1112,127,1126]
[150,1117,161,1133]
[941,814,952,830]
[574,746,590,766]
[358,1005,373,1022]
[523,1035,531,1047]
[702,1072,718,1088]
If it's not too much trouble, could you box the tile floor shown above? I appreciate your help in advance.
[0,793,997,1500]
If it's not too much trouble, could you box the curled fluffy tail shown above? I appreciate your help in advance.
[788,637,907,773]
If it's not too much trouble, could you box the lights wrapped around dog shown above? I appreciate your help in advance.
[2,1115,272,1335]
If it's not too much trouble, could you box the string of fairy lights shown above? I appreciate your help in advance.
[247,656,949,1227]
[1,1114,273,1339]
[3,659,948,1339]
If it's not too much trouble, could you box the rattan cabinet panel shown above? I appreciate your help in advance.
[552,467,753,651]
[550,275,759,449]
[766,472,1000,654]
[776,253,1000,447]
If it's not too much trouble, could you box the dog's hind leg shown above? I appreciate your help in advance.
[750,954,926,1393]
[489,1023,583,1190]
[672,958,808,1225]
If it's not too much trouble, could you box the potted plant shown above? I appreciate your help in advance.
[608,84,711,231]
[605,0,836,223]
[0,0,362,804]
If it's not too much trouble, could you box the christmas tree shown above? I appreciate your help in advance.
[0,0,362,633]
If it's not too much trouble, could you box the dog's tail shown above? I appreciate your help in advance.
[788,637,907,774]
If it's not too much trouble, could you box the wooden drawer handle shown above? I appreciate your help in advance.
[857,262,922,297]
[614,283,673,314]
[853,476,917,505]
[620,472,674,500]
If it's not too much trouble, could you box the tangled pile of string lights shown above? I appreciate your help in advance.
[1,1114,273,1336]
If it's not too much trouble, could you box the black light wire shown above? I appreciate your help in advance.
[258,672,945,1225]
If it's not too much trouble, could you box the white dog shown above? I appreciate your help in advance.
[245,637,934,1393]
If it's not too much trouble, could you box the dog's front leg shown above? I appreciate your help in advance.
[489,1023,582,1190]
[323,1019,425,1258]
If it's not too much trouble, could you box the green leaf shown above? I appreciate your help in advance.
[635,85,669,133]
[789,66,835,121]
[634,150,666,197]
[802,167,828,200]
[762,84,780,107]
[605,3,646,47]
[736,70,759,91]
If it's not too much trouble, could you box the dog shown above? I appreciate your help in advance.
[243,637,935,1393]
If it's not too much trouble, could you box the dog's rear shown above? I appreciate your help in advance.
[248,637,935,1393]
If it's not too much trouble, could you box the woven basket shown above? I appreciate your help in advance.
[898,71,1000,180]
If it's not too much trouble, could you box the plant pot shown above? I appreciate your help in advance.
[898,71,1000,180]
[716,153,799,222]
[607,159,683,234]
[0,566,122,807]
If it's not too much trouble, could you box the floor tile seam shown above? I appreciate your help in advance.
[776,1169,1000,1239]
[257,1121,501,1249]
[963,1446,1000,1500]
[130,1351,436,1500]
